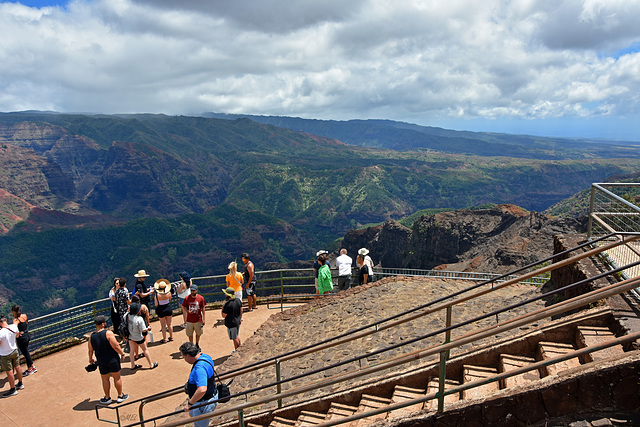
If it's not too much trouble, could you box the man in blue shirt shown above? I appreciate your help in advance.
[180,342,217,426]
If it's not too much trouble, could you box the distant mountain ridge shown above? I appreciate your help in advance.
[203,113,640,159]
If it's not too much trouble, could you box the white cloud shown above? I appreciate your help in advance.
[1,0,639,139]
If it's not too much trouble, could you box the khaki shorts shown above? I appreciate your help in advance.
[186,322,203,337]
[0,349,19,372]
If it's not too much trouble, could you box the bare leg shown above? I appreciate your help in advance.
[139,342,153,368]
[100,373,112,398]
[14,366,23,383]
[233,337,241,349]
[6,370,15,389]
[112,371,123,396]
[159,317,167,341]
[129,341,139,368]
[166,316,173,340]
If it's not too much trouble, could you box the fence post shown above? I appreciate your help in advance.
[444,306,452,360]
[438,306,453,412]
[276,359,282,408]
[280,270,284,312]
[437,350,447,412]
[588,184,596,239]
[238,409,245,427]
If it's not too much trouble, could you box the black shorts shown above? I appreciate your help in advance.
[246,282,256,296]
[98,358,121,375]
[156,303,173,318]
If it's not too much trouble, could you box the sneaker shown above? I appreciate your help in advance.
[28,367,37,375]
[2,389,18,398]
[22,369,31,377]
[116,394,129,403]
[99,397,112,405]
[15,382,24,390]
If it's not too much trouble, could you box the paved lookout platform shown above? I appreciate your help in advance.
[0,306,276,427]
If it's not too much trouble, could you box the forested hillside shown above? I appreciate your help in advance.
[1,112,639,316]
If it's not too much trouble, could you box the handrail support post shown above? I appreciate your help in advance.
[276,359,283,408]
[444,306,452,360]
[280,270,284,312]
[437,350,447,412]
[238,409,245,427]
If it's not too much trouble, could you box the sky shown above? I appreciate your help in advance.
[1,0,639,141]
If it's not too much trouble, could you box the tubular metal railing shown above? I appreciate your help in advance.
[588,183,640,297]
[94,232,640,427]
[24,267,547,358]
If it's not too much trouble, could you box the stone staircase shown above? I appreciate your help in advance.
[239,309,634,427]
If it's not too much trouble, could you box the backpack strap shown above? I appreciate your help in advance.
[190,357,218,400]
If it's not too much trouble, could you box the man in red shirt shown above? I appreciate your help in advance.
[181,285,206,350]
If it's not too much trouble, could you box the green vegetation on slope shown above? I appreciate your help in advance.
[0,204,307,316]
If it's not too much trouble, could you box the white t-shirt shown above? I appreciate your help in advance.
[0,323,18,356]
[364,255,374,277]
[336,254,353,276]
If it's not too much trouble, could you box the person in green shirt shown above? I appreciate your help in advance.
[317,253,333,295]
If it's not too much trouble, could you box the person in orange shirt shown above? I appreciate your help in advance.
[226,261,244,302]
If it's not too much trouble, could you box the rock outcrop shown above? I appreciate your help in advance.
[342,205,586,274]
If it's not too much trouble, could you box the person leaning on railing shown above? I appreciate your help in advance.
[11,305,37,377]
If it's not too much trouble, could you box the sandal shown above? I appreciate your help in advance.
[132,364,142,370]
[160,339,166,344]
[168,337,173,342]
[150,362,158,369]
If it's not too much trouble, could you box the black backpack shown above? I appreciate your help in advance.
[118,313,130,340]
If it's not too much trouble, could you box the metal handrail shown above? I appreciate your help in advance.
[157,273,640,427]
[24,265,547,357]
[102,233,640,426]
[315,331,640,427]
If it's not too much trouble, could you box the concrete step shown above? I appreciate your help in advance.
[424,378,460,411]
[386,385,426,419]
[461,365,500,400]
[537,341,581,376]
[576,326,625,363]
[296,411,326,426]
[349,394,392,426]
[325,402,359,421]
[269,416,297,427]
[499,354,541,389]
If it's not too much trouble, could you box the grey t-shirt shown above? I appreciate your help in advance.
[128,314,147,341]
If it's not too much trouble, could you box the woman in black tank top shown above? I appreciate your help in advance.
[11,305,37,376]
